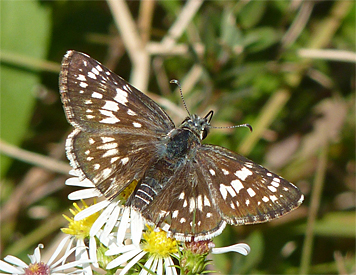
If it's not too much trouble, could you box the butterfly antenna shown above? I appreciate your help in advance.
[210,123,253,132]
[170,79,191,117]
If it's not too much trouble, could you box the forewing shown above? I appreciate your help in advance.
[196,144,304,225]
[141,162,226,242]
[59,50,175,134]
[59,50,175,199]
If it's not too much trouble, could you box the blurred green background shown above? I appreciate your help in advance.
[0,1,355,274]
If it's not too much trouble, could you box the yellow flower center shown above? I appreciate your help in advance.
[142,226,178,258]
[61,200,99,239]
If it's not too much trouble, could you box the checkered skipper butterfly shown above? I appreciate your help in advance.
[59,50,303,241]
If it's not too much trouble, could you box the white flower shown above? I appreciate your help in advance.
[0,243,91,275]
[65,172,144,246]
[105,225,178,275]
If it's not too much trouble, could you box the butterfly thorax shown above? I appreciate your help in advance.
[128,117,206,212]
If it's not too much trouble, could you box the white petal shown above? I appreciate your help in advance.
[74,200,110,221]
[89,203,114,236]
[119,251,146,275]
[116,207,130,245]
[139,256,155,275]
[165,257,177,275]
[89,236,98,268]
[3,255,27,268]
[74,239,92,275]
[51,259,92,272]
[106,248,142,269]
[68,169,80,176]
[151,257,159,272]
[106,244,136,256]
[52,246,79,268]
[0,259,25,273]
[32,244,44,263]
[47,236,70,266]
[156,257,163,275]
[68,189,100,200]
[75,239,87,260]
[212,243,251,256]
[131,209,143,246]
[65,177,94,187]
[102,203,121,238]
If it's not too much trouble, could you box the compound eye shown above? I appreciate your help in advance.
[201,128,209,140]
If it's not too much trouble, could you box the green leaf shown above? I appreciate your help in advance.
[296,212,356,238]
[0,1,51,176]
[238,1,267,29]
[243,27,280,52]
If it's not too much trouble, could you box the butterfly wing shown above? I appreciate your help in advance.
[140,144,303,241]
[140,161,226,241]
[196,144,304,225]
[60,50,175,199]
[60,50,174,134]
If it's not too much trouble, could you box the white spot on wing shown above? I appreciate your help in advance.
[179,192,185,200]
[209,169,216,176]
[111,157,119,163]
[102,149,119,158]
[101,137,115,143]
[204,195,211,206]
[92,92,102,99]
[231,179,244,194]
[271,181,280,187]
[270,195,278,202]
[220,184,237,199]
[172,210,179,218]
[262,196,269,202]
[235,167,253,181]
[247,188,256,197]
[127,109,137,116]
[79,82,88,88]
[114,88,128,105]
[133,122,142,128]
[88,71,96,79]
[268,186,277,192]
[121,157,129,165]
[221,168,229,175]
[92,67,100,75]
[189,197,195,213]
[97,142,118,150]
[102,101,119,112]
[197,195,203,211]
[76,74,86,81]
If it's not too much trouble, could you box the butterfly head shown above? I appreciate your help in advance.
[180,110,214,140]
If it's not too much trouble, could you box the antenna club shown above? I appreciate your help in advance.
[170,79,179,85]
[170,79,191,117]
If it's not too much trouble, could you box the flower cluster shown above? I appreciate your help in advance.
[1,171,250,275]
